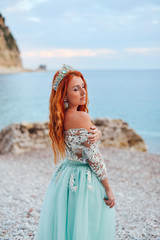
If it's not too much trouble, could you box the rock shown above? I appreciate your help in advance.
[0,118,148,155]
[92,118,148,152]
[0,121,50,155]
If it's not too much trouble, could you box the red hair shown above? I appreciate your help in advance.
[48,70,89,164]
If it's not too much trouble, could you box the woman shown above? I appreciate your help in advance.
[35,64,116,240]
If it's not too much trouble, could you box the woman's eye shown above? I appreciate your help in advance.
[74,86,84,91]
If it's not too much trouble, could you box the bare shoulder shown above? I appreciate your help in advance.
[78,111,92,123]
[64,111,93,131]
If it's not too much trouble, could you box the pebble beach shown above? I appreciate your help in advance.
[0,146,160,240]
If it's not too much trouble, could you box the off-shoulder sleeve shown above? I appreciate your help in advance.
[82,135,107,181]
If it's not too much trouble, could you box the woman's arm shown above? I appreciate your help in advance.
[79,113,115,208]
[83,139,116,208]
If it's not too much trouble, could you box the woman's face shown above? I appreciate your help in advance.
[65,75,86,109]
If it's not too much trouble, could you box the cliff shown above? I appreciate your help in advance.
[0,13,23,72]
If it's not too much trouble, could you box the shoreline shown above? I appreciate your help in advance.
[0,66,49,74]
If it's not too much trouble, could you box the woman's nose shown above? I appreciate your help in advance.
[81,88,85,95]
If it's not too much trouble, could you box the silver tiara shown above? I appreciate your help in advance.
[53,64,75,91]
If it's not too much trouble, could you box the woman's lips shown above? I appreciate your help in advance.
[80,96,86,100]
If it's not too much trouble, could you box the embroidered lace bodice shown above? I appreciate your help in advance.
[64,128,107,181]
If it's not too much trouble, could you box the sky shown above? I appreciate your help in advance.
[0,0,160,70]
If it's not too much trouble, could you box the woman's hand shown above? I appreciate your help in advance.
[87,125,102,143]
[104,188,116,208]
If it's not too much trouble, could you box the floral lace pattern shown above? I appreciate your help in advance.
[64,128,107,181]
[69,171,78,192]
[68,169,93,193]
[86,169,93,191]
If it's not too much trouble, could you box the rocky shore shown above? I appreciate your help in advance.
[0,66,24,74]
[0,146,159,240]
[0,118,147,155]
[0,66,48,74]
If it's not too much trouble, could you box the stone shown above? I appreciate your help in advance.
[92,117,148,152]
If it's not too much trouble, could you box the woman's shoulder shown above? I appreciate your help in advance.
[64,110,93,131]
[64,109,90,119]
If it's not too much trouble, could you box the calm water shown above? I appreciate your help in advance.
[0,69,159,154]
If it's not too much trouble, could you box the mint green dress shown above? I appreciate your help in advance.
[34,128,116,240]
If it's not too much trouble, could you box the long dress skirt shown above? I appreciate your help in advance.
[34,158,116,240]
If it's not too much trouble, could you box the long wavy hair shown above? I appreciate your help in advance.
[48,70,89,165]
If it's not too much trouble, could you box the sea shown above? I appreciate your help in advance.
[0,69,159,154]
